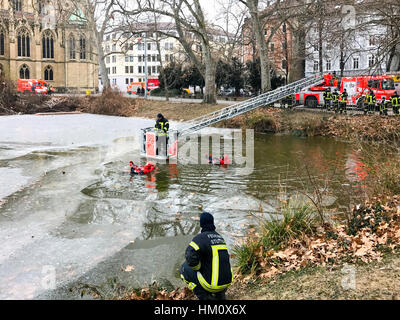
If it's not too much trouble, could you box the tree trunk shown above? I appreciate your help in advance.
[248,0,270,92]
[96,32,110,91]
[203,57,217,104]
[290,27,306,82]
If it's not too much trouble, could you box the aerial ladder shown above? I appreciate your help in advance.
[140,73,324,160]
[177,73,324,137]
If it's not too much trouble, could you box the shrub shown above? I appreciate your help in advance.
[86,88,136,116]
[259,201,318,251]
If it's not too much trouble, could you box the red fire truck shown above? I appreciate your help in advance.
[127,79,159,95]
[17,79,55,94]
[296,74,396,108]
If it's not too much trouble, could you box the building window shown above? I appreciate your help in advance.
[112,66,116,74]
[125,78,129,84]
[19,64,30,79]
[125,66,129,73]
[165,54,169,62]
[130,66,133,73]
[152,66,156,73]
[17,29,30,57]
[0,30,4,56]
[368,55,375,68]
[138,66,142,73]
[152,55,156,62]
[106,56,110,64]
[69,36,75,59]
[130,78,133,83]
[112,55,116,63]
[369,35,376,47]
[148,66,152,75]
[157,66,160,73]
[270,43,274,53]
[44,65,53,81]
[129,55,133,62]
[313,60,319,72]
[42,30,54,59]
[138,55,142,62]
[353,57,359,69]
[112,44,116,51]
[13,0,22,12]
[326,59,331,71]
[80,37,86,60]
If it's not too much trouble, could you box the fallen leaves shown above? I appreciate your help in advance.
[121,287,196,300]
[236,197,400,283]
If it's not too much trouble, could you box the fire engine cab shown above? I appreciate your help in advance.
[296,74,396,108]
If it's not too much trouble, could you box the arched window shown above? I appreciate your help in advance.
[17,28,30,57]
[19,64,30,79]
[79,36,86,60]
[42,30,54,59]
[69,35,75,59]
[44,65,53,81]
[0,29,4,56]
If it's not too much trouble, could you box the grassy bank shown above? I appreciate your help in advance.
[219,107,400,142]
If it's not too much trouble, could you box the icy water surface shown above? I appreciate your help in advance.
[0,114,363,299]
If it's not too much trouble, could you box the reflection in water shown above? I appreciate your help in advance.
[141,217,201,240]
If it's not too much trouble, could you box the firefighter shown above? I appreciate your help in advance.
[155,113,169,156]
[323,88,332,110]
[332,89,339,113]
[366,90,377,114]
[379,97,390,116]
[287,94,295,109]
[180,212,233,300]
[391,92,400,116]
[339,89,348,114]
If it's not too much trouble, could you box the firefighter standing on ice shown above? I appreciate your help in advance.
[154,113,169,156]
[180,212,233,300]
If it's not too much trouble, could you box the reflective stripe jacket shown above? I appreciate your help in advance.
[332,92,339,102]
[391,95,400,107]
[339,92,348,103]
[185,231,233,292]
[155,118,169,135]
[366,93,376,105]
[323,91,332,101]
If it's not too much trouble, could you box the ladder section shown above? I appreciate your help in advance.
[178,73,324,137]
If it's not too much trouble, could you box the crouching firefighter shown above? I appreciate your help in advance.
[180,212,233,300]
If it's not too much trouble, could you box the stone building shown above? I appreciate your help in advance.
[0,0,98,92]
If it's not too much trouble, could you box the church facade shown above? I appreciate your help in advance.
[0,0,98,92]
